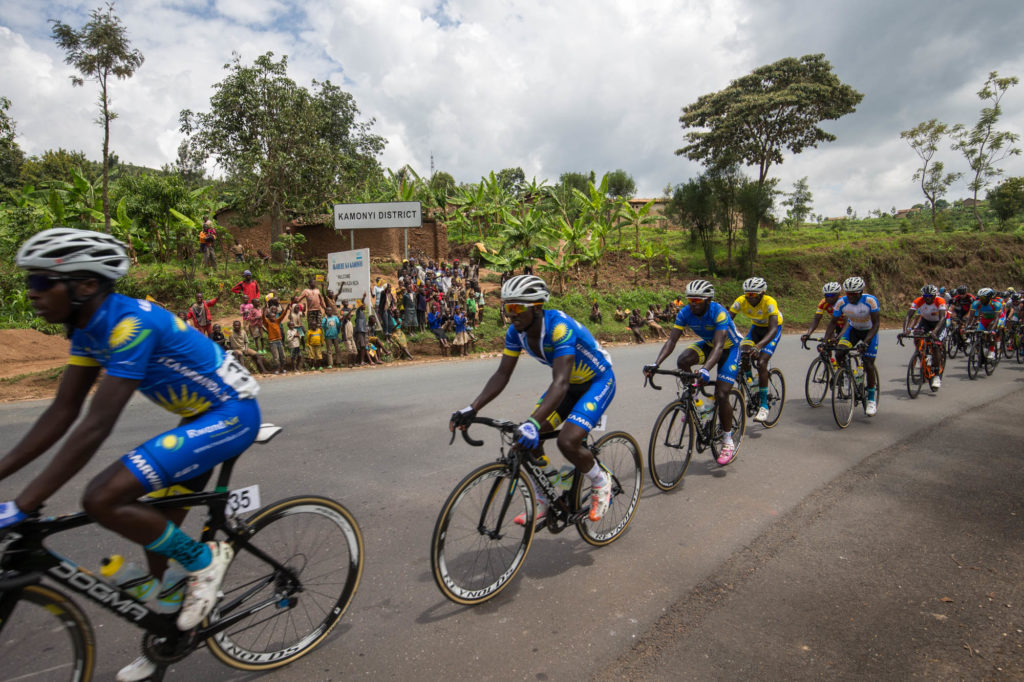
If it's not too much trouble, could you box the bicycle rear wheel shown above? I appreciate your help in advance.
[906,351,924,398]
[431,462,535,605]
[762,368,786,428]
[0,584,95,682]
[831,368,855,428]
[207,496,364,671]
[967,343,979,379]
[804,357,830,407]
[1017,334,1024,364]
[647,400,693,491]
[577,431,642,546]
[709,389,746,460]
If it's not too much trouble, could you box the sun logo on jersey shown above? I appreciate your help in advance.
[154,384,212,417]
[174,316,188,332]
[109,316,150,353]
[552,323,571,343]
[585,401,596,411]
[570,361,596,384]
[159,435,184,451]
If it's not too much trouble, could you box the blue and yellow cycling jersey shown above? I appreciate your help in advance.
[69,293,259,417]
[729,294,784,326]
[833,294,879,331]
[672,301,743,348]
[503,309,612,384]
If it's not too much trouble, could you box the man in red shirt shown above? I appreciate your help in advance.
[186,291,220,336]
[231,270,261,303]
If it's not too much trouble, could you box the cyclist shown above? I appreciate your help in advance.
[801,281,846,353]
[449,275,615,526]
[823,276,881,417]
[0,228,260,682]
[727,276,783,423]
[902,284,948,390]
[642,279,742,465]
[965,287,1004,361]
[950,285,975,323]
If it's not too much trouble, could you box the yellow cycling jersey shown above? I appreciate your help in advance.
[729,294,784,327]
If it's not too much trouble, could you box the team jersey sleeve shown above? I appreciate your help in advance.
[816,298,829,314]
[910,296,923,312]
[832,299,846,319]
[867,295,880,313]
[729,297,743,315]
[713,307,731,331]
[102,311,160,380]
[548,318,577,359]
[672,307,689,331]
[68,337,101,368]
[503,325,522,357]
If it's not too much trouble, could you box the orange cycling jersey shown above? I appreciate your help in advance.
[817,298,845,329]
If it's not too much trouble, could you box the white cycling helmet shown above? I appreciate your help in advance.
[843,276,865,293]
[822,281,842,295]
[977,287,994,298]
[685,279,715,299]
[500,274,549,303]
[16,227,130,281]
[742,276,768,294]
[921,284,939,296]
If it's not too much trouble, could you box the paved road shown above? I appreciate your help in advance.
[0,330,1020,679]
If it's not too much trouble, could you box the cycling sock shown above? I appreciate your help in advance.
[722,430,734,444]
[585,462,608,487]
[145,521,213,572]
[867,387,877,402]
[758,387,768,408]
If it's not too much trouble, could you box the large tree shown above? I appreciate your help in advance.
[987,176,1024,227]
[51,2,144,233]
[605,168,636,199]
[0,96,24,188]
[180,52,386,244]
[951,71,1021,231]
[781,176,814,229]
[677,53,862,266]
[900,119,961,232]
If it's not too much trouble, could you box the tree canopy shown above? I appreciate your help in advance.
[606,169,636,198]
[677,53,863,185]
[0,97,24,188]
[180,51,386,241]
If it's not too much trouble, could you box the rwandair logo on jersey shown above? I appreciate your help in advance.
[552,323,571,343]
[110,316,151,352]
[585,401,596,411]
[159,435,184,451]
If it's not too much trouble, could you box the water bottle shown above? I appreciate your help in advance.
[155,561,188,614]
[829,356,838,371]
[100,555,158,601]
[694,396,715,421]
[554,465,575,491]
[854,364,865,388]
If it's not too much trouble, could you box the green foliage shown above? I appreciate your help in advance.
[495,167,525,196]
[781,177,813,228]
[987,176,1024,226]
[0,96,24,189]
[901,119,962,232]
[605,169,636,199]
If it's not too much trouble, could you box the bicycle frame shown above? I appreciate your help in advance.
[0,455,301,644]
[645,370,719,451]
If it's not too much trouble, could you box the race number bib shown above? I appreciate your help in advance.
[217,354,260,399]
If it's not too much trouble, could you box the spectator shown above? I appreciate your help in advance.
[646,304,668,339]
[293,277,326,328]
[353,296,371,366]
[227,320,269,372]
[210,323,227,350]
[589,300,603,324]
[230,241,244,263]
[372,277,385,308]
[256,249,271,264]
[288,303,306,339]
[402,286,418,329]
[416,285,427,331]
[341,303,356,367]
[452,305,469,357]
[324,289,338,317]
[263,300,289,374]
[391,322,414,360]
[427,302,451,356]
[244,297,265,351]
[306,319,325,370]
[232,270,261,303]
[186,290,220,336]
[286,324,305,372]
[627,309,645,343]
[377,282,396,338]
[466,288,478,325]
[200,216,217,268]
[614,305,627,321]
[322,309,341,369]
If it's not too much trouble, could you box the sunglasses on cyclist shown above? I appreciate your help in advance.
[686,297,709,304]
[744,292,762,299]
[25,273,67,292]
[503,302,540,315]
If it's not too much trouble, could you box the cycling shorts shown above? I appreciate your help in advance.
[838,326,878,359]
[977,317,1004,330]
[681,340,740,385]
[914,318,946,341]
[535,374,615,433]
[743,324,783,357]
[121,398,262,493]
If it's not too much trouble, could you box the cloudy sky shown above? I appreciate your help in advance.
[1,0,1022,217]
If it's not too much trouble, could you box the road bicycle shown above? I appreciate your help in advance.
[800,336,836,408]
[944,318,969,359]
[733,343,785,427]
[0,424,364,682]
[897,331,945,399]
[431,417,642,605]
[824,343,879,429]
[643,368,747,491]
[965,328,999,379]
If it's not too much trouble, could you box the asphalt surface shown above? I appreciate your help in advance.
[0,330,1021,680]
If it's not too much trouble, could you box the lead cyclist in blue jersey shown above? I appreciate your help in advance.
[0,228,261,681]
[449,275,615,526]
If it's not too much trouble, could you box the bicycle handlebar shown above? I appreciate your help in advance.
[800,336,825,350]
[642,367,700,391]
[449,416,517,447]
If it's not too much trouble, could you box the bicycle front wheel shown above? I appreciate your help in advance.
[762,368,786,428]
[207,496,364,672]
[967,343,979,379]
[831,368,855,428]
[804,357,830,407]
[0,584,95,682]
[647,400,693,491]
[576,431,642,547]
[906,351,924,398]
[431,462,535,605]
[710,389,746,460]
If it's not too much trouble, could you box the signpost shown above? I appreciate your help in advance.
[333,201,422,259]
[327,248,371,308]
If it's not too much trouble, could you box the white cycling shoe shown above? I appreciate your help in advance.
[865,400,878,417]
[753,406,770,423]
[176,541,233,631]
[116,656,157,682]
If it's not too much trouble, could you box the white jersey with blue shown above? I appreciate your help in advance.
[832,294,879,331]
[68,293,261,493]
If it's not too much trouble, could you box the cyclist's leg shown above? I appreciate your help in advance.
[714,344,740,434]
[675,342,706,371]
[755,325,781,407]
[559,374,616,520]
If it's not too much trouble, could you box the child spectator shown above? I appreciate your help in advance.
[231,270,261,303]
[322,310,341,369]
[286,325,305,372]
[427,303,450,356]
[210,323,227,350]
[341,304,356,367]
[230,242,245,262]
[614,305,627,321]
[263,300,289,374]
[391,322,414,360]
[306,320,325,370]
[186,290,220,336]
[589,300,603,324]
[227,320,269,373]
[452,305,469,357]
[293,277,326,328]
[627,309,645,343]
[288,303,306,339]
[244,297,265,351]
[353,296,371,366]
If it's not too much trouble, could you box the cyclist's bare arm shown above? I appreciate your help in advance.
[0,364,101,482]
[822,315,839,343]
[529,355,573,431]
[903,308,917,333]
[758,314,779,352]
[450,353,518,431]
[15,374,139,512]
[647,327,684,372]
[865,310,881,348]
[803,312,823,339]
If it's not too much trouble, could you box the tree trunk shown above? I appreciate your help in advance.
[101,78,111,234]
